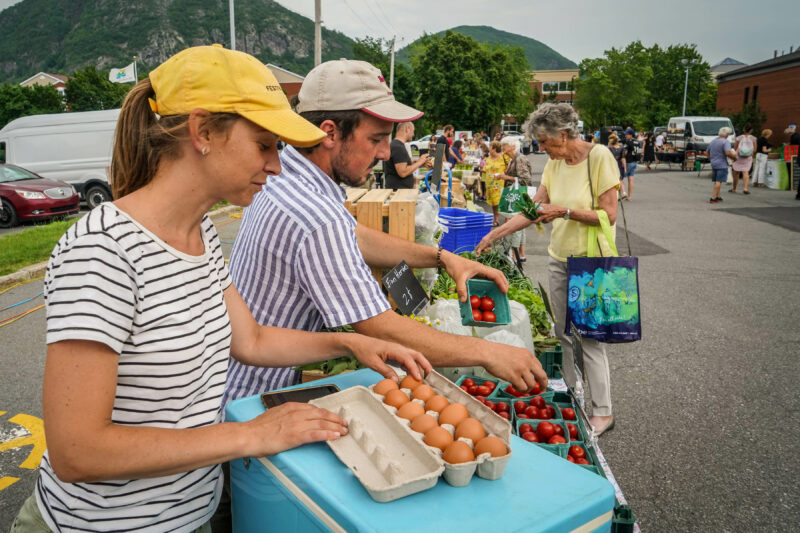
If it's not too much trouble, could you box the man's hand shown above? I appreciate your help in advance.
[480,344,548,393]
[345,334,432,382]
[440,250,508,302]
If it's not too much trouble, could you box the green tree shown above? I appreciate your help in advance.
[0,83,63,129]
[643,44,714,126]
[409,31,533,132]
[65,66,130,111]
[725,102,767,133]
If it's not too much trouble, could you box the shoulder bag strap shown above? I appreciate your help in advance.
[586,150,619,258]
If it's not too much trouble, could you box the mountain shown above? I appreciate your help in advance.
[397,25,577,70]
[0,0,355,83]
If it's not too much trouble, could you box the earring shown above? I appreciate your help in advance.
[201,146,209,156]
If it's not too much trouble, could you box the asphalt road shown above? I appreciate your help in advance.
[1,156,799,531]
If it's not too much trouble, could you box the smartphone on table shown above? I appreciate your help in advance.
[260,384,340,409]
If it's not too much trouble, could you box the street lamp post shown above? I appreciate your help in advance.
[681,59,697,116]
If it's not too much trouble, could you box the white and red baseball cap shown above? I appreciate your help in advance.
[296,59,423,122]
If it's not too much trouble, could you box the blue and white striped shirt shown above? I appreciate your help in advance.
[223,145,390,409]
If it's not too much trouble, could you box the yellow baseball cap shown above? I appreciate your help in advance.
[148,45,325,147]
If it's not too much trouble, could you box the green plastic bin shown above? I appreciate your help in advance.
[460,279,510,326]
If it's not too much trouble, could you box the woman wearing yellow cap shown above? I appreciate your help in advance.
[9,46,430,532]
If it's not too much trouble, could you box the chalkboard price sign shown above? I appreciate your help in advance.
[382,261,429,316]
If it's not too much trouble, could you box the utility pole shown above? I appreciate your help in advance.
[229,0,236,50]
[389,36,396,92]
[314,0,322,66]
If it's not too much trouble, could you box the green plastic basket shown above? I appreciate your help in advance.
[460,279,510,326]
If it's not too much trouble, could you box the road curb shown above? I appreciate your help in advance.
[0,205,243,290]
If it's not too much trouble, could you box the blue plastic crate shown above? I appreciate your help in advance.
[440,224,492,254]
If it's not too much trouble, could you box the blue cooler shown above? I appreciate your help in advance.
[226,370,615,532]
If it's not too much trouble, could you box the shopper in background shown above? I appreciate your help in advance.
[642,132,656,170]
[752,129,772,188]
[708,127,737,203]
[384,121,430,189]
[449,139,465,166]
[476,102,619,436]
[608,133,625,197]
[484,140,510,225]
[731,123,756,194]
[496,136,532,261]
[655,130,665,151]
[8,46,431,533]
[621,128,637,201]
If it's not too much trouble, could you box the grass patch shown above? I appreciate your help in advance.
[0,219,78,276]
[211,200,230,211]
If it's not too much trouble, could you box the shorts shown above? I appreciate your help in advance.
[711,168,728,182]
[500,213,526,247]
[624,162,637,178]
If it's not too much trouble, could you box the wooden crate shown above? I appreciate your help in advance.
[345,188,418,281]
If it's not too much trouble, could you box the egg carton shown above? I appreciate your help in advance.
[369,370,513,488]
[309,386,444,503]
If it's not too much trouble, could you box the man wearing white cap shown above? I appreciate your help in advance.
[224,59,547,407]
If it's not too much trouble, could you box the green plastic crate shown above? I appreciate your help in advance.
[460,279,510,326]
[537,347,563,379]
[612,505,636,533]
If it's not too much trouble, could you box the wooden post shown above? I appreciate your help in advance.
[356,189,394,281]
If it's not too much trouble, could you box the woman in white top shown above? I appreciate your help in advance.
[731,123,757,194]
[9,46,429,533]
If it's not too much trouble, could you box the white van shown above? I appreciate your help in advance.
[0,109,119,208]
[665,116,735,158]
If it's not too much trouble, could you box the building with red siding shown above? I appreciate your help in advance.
[716,50,800,144]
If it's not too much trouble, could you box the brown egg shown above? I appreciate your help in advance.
[423,426,454,451]
[396,401,425,421]
[443,441,475,464]
[455,418,486,442]
[411,384,435,402]
[374,378,398,396]
[425,394,450,413]
[438,403,469,427]
[475,436,508,458]
[383,389,409,409]
[410,413,438,434]
[400,375,423,391]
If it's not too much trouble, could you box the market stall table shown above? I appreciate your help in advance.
[226,369,616,533]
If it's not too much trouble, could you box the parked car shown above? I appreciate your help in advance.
[408,134,433,154]
[0,164,80,228]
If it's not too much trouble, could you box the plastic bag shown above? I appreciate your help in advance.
[473,301,534,353]
[465,329,529,381]
[426,299,480,382]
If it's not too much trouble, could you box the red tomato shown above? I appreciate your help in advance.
[561,408,576,420]
[552,424,564,437]
[484,400,495,410]
[476,385,491,397]
[484,381,496,391]
[568,445,585,459]
[524,406,539,419]
[567,423,578,440]
[521,431,539,443]
[566,455,575,463]
[514,401,527,413]
[531,382,541,395]
[576,458,590,465]
[460,385,470,393]
[479,296,495,312]
[481,310,496,323]
[498,411,511,420]
[543,405,556,419]
[496,402,510,412]
[548,435,567,445]
[472,309,483,321]
[519,423,533,434]
[536,421,555,441]
[470,295,481,309]
[462,378,475,388]
[530,396,546,409]
[505,385,524,398]
[475,395,486,403]
[517,413,529,419]
[467,385,478,395]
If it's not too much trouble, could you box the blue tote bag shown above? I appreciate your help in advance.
[565,157,641,343]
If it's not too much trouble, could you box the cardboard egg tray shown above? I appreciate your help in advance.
[310,370,513,501]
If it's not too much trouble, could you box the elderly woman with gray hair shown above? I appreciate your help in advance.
[476,103,619,436]
[494,135,533,260]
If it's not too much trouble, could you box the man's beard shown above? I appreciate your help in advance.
[331,140,379,187]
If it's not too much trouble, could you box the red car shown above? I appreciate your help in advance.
[0,164,80,228]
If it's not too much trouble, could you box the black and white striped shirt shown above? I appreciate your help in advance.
[224,145,389,408]
[37,204,232,532]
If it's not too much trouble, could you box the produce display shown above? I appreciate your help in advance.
[470,295,496,322]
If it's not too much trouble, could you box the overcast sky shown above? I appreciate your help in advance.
[1,0,797,66]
